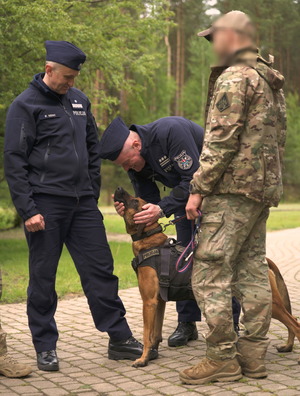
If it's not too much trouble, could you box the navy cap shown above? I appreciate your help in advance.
[45,40,86,71]
[99,117,130,161]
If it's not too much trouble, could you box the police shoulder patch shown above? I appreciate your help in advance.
[174,150,193,170]
[216,93,230,112]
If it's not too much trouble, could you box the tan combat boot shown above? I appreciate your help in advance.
[179,357,242,385]
[0,353,32,378]
[237,340,269,379]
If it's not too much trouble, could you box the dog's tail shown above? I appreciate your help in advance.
[267,257,292,314]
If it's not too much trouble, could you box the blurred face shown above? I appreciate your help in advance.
[44,63,79,94]
[114,138,146,172]
[212,28,237,62]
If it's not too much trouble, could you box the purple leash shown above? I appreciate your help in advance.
[175,210,202,273]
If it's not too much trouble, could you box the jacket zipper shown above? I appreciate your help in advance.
[61,104,80,201]
[19,122,26,150]
[40,140,51,182]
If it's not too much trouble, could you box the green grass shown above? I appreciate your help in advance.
[267,209,300,231]
[103,214,127,234]
[102,205,300,234]
[0,203,299,304]
[0,239,137,304]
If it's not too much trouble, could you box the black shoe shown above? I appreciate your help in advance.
[37,350,59,371]
[108,336,158,361]
[168,322,198,347]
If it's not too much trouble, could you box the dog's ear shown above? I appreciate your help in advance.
[136,223,146,237]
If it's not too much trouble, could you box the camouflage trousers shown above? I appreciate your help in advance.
[192,194,272,360]
[0,269,7,356]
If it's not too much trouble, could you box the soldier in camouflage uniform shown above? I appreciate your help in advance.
[0,270,32,377]
[180,10,286,385]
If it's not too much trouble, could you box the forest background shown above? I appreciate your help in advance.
[1,0,299,216]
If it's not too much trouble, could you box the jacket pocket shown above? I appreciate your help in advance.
[40,140,51,182]
[195,211,225,262]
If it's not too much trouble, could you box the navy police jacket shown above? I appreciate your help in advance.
[128,117,204,217]
[4,73,101,221]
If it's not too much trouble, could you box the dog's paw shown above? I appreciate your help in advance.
[132,358,148,368]
[276,344,293,353]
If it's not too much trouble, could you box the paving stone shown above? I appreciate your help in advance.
[1,228,300,396]
[0,393,20,396]
[159,385,185,394]
[43,388,70,396]
[131,389,158,396]
[91,383,118,392]
[10,385,39,394]
[75,393,101,396]
[277,390,300,396]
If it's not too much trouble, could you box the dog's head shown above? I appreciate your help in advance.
[114,186,147,237]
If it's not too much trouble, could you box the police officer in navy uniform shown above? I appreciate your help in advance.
[99,117,241,347]
[99,116,203,346]
[4,41,150,371]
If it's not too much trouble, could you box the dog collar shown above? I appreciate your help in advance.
[131,225,163,242]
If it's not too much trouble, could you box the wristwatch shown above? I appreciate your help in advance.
[158,206,165,218]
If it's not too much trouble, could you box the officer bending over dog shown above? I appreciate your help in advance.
[4,41,149,371]
[99,116,241,346]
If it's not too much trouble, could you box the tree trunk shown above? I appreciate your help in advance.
[175,2,183,116]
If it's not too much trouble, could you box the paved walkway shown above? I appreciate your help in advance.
[0,228,300,396]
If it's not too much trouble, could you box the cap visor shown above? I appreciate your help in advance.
[197,27,213,41]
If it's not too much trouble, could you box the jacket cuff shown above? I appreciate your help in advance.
[189,181,203,195]
[22,208,39,222]
[157,201,172,218]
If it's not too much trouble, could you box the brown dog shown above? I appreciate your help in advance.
[114,187,300,367]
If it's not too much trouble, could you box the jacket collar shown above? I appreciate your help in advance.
[227,46,258,66]
[211,47,259,73]
[31,73,65,100]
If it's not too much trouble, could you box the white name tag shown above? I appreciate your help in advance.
[72,103,83,109]
[73,111,86,116]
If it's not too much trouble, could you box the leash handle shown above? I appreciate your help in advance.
[160,213,187,232]
[175,210,202,273]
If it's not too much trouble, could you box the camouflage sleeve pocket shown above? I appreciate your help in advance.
[195,211,225,262]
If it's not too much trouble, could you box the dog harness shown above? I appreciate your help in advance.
[131,238,194,302]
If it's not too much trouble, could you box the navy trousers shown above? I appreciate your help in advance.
[25,194,132,352]
[175,213,241,324]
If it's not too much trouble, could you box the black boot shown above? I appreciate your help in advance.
[168,322,198,347]
[108,336,158,361]
[37,350,59,371]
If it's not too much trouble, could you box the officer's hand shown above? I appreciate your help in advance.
[112,195,125,217]
[186,194,203,220]
[25,214,45,232]
[134,204,161,227]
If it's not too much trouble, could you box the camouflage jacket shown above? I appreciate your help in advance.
[190,48,287,207]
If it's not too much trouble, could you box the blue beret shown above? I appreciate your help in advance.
[99,117,130,161]
[45,40,86,71]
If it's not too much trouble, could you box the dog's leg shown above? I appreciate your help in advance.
[153,297,166,350]
[133,266,159,368]
[269,269,299,354]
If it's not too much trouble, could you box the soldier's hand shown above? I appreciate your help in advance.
[186,194,203,220]
[134,203,160,226]
[112,195,125,217]
[25,214,45,232]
